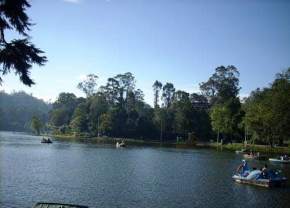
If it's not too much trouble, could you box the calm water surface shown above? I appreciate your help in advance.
[1,131,290,208]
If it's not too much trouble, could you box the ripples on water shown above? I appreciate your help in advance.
[0,131,290,208]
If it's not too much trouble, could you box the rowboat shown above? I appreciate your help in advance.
[33,202,88,208]
[41,137,52,144]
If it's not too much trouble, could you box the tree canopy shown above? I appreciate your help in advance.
[0,0,47,86]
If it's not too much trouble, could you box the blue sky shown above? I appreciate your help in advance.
[1,0,290,105]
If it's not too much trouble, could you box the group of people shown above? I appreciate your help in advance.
[280,155,289,161]
[236,160,269,179]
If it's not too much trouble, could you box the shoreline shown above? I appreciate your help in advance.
[52,134,290,154]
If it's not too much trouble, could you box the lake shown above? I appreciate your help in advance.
[1,131,290,208]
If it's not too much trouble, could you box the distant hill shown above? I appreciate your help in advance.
[0,91,51,132]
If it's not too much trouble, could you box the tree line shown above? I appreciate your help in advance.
[0,91,51,132]
[48,67,290,145]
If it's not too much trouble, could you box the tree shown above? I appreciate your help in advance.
[99,78,120,105]
[77,74,98,97]
[88,94,108,135]
[153,80,162,108]
[200,65,240,105]
[162,82,175,108]
[172,91,191,137]
[70,103,88,133]
[0,0,47,86]
[50,93,79,127]
[31,115,43,135]
[244,68,290,146]
[114,72,136,105]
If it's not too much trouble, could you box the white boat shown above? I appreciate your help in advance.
[232,170,287,188]
[269,158,290,163]
[116,141,126,148]
[235,149,247,154]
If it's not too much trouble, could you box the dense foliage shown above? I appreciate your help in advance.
[49,72,212,142]
[48,67,290,145]
[0,91,51,132]
[243,68,290,146]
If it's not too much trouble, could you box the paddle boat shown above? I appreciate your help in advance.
[33,202,88,208]
[116,141,126,148]
[243,152,259,159]
[235,148,247,154]
[232,160,287,188]
[41,137,52,144]
[269,155,290,164]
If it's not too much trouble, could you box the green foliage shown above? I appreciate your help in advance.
[153,80,162,108]
[77,74,98,97]
[0,0,47,86]
[30,116,43,135]
[44,68,290,145]
[244,68,290,145]
[70,103,88,133]
[200,65,240,105]
[0,91,50,132]
[162,82,175,108]
[202,66,242,141]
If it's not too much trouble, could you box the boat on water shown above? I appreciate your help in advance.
[33,202,88,208]
[269,155,290,164]
[41,137,52,144]
[232,170,287,188]
[233,160,287,188]
[116,141,126,148]
[242,152,267,160]
[235,148,247,154]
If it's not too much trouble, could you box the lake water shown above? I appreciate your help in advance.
[1,131,290,208]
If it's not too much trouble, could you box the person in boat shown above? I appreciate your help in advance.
[236,160,250,176]
[261,164,268,179]
[283,155,289,160]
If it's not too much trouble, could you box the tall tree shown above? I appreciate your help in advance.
[0,0,47,86]
[77,74,98,97]
[200,65,240,105]
[162,82,175,108]
[153,80,162,108]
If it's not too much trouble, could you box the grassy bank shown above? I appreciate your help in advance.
[52,134,290,154]
[53,134,169,147]
[210,142,290,154]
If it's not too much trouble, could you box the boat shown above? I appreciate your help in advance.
[235,148,247,154]
[41,137,52,144]
[33,202,88,208]
[269,156,290,164]
[232,170,287,188]
[116,141,126,148]
[243,152,258,159]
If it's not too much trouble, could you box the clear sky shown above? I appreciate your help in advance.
[1,0,290,105]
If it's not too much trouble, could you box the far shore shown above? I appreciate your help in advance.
[51,134,290,154]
